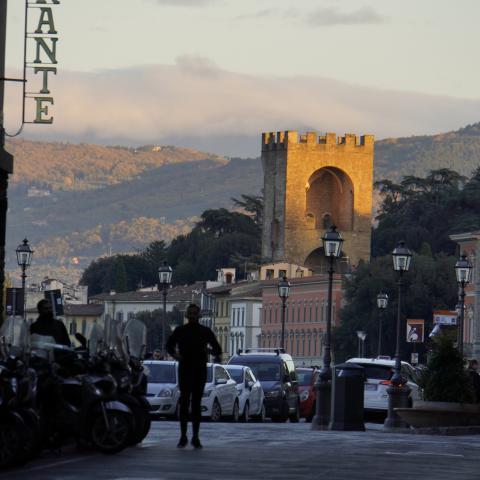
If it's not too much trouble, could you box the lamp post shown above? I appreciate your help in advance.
[455,254,472,356]
[376,292,388,357]
[357,330,367,357]
[277,276,290,350]
[16,238,33,322]
[384,241,412,430]
[312,225,343,430]
[158,261,173,356]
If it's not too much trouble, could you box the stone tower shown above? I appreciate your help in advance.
[261,131,374,272]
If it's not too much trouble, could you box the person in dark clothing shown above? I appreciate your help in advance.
[30,299,71,346]
[468,359,480,402]
[166,303,222,449]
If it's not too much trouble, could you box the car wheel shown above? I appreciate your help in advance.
[254,402,266,423]
[240,402,249,423]
[210,399,222,422]
[289,402,300,423]
[229,400,240,423]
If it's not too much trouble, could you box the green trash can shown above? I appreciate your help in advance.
[329,362,365,431]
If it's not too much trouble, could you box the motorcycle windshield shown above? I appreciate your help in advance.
[88,323,105,354]
[123,318,147,359]
[0,317,29,357]
[105,316,129,363]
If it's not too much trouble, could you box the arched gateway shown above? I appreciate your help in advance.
[261,131,374,271]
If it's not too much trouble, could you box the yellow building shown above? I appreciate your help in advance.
[261,131,374,272]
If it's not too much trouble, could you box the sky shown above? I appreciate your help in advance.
[3,0,480,156]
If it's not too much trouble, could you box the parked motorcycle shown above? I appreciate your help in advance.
[102,318,151,446]
[31,335,134,455]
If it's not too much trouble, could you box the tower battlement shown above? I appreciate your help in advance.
[262,131,374,151]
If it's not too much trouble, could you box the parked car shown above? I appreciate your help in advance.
[143,360,180,418]
[202,363,239,422]
[228,350,300,422]
[346,357,422,412]
[296,367,319,421]
[225,365,266,422]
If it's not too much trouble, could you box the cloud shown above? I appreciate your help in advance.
[306,6,385,27]
[154,0,220,6]
[233,5,385,27]
[6,56,480,157]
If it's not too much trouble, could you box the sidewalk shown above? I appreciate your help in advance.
[3,421,480,480]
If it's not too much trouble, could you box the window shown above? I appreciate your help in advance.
[279,269,287,278]
[266,269,274,280]
[146,363,177,383]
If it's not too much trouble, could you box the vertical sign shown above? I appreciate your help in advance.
[26,0,60,124]
[406,319,424,343]
[5,288,24,316]
[44,289,63,317]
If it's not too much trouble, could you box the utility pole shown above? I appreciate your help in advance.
[0,1,14,326]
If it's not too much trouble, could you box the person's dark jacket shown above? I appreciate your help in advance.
[30,315,71,346]
[166,322,221,365]
[468,369,480,402]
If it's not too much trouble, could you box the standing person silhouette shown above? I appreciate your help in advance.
[166,303,222,449]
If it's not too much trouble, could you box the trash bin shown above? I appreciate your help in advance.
[329,362,365,431]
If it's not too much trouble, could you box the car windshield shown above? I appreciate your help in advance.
[296,370,313,386]
[226,368,244,383]
[354,364,392,381]
[206,366,213,383]
[241,362,281,382]
[146,364,176,383]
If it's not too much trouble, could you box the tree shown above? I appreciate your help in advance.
[333,253,457,363]
[373,168,476,257]
[232,193,264,226]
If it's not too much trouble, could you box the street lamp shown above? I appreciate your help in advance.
[455,254,472,356]
[384,241,412,430]
[376,292,388,357]
[16,238,33,322]
[357,330,367,357]
[312,225,343,430]
[158,261,173,355]
[277,276,290,350]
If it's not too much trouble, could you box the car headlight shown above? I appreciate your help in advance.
[300,390,309,402]
[158,388,173,398]
[202,389,213,398]
[265,389,281,398]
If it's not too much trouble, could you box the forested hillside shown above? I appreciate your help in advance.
[6,121,480,284]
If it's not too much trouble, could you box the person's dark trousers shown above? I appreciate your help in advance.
[178,363,207,439]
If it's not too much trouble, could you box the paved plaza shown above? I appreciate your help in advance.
[2,420,480,480]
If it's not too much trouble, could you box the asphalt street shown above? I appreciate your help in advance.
[2,420,480,480]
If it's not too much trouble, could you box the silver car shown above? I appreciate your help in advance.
[225,365,266,422]
[143,360,180,418]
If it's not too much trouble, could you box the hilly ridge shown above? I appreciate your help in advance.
[5,122,480,283]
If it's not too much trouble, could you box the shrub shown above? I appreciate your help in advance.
[418,334,475,403]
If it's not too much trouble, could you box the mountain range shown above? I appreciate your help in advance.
[5,122,480,284]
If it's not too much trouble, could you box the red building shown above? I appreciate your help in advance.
[450,231,478,359]
[260,274,344,366]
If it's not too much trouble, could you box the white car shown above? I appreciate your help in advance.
[143,360,180,418]
[346,357,422,411]
[202,363,240,422]
[225,365,266,422]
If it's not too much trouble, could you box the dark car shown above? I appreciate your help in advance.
[228,350,300,422]
[296,367,319,422]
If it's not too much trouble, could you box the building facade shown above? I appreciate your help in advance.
[261,131,374,272]
[228,294,262,357]
[261,275,344,366]
[450,231,479,358]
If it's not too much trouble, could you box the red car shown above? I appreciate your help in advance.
[296,367,319,421]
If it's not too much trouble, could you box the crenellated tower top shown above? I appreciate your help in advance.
[261,131,374,151]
